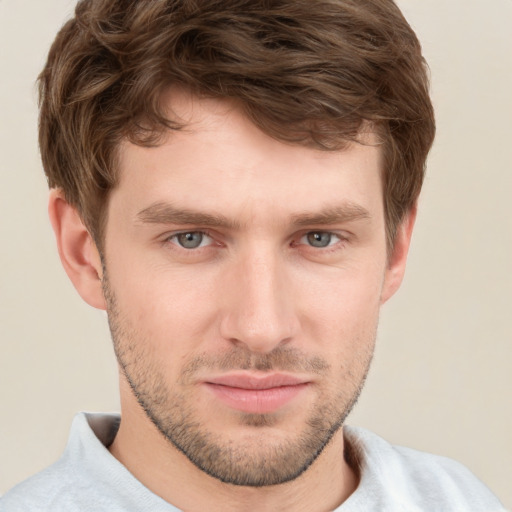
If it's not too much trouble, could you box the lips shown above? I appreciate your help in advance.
[203,373,310,414]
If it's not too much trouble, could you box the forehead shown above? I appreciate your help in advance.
[112,90,384,225]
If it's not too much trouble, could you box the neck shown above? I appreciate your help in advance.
[109,400,358,511]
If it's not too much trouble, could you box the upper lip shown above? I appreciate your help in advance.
[205,373,309,390]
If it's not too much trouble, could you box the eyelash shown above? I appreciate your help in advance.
[163,230,348,253]
[164,230,216,250]
[297,232,345,249]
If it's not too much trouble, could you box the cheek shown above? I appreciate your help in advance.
[296,263,384,339]
[292,267,382,388]
[108,259,221,352]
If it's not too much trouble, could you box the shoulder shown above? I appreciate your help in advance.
[1,412,177,512]
[1,413,121,512]
[342,426,506,512]
[1,457,81,512]
[1,463,132,512]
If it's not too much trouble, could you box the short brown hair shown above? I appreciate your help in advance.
[38,0,435,249]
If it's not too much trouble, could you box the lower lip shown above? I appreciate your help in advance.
[204,383,309,414]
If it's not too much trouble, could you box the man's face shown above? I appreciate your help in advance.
[102,91,394,486]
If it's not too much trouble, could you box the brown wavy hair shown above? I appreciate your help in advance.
[38,0,435,249]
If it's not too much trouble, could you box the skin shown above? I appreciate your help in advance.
[49,90,415,511]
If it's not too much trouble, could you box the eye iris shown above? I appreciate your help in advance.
[307,232,331,248]
[177,232,203,249]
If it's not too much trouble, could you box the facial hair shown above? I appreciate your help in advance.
[102,271,375,487]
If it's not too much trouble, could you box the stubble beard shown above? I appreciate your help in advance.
[103,274,375,487]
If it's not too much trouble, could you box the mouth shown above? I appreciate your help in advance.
[203,373,311,414]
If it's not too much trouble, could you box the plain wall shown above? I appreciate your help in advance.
[1,0,511,508]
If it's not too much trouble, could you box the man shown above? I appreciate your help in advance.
[0,0,506,510]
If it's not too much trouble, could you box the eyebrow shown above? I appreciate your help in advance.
[290,204,371,226]
[136,201,371,229]
[136,202,241,230]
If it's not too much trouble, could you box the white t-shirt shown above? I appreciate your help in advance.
[0,413,506,511]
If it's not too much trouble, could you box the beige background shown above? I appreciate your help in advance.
[1,0,511,508]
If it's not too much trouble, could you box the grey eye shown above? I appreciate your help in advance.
[306,232,332,248]
[176,232,204,249]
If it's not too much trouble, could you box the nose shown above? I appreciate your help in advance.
[219,248,299,354]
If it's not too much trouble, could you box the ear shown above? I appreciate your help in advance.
[48,189,106,310]
[380,204,417,304]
